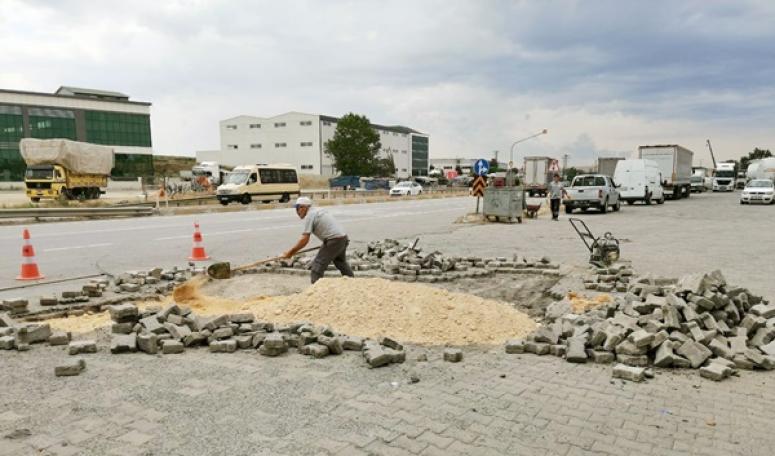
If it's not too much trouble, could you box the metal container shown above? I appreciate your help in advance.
[483,186,525,223]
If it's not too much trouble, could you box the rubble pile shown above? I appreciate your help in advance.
[509,270,775,381]
[255,238,561,283]
[582,264,635,293]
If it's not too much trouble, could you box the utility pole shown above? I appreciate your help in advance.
[562,154,569,173]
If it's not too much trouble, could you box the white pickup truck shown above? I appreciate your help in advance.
[564,174,621,214]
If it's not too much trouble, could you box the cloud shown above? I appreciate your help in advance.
[1,0,773,163]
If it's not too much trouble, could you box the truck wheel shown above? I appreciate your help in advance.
[241,194,251,205]
[280,193,290,203]
[626,200,634,205]
[30,197,40,203]
[600,198,608,213]
[613,200,621,212]
[657,195,665,204]
[565,206,573,214]
[220,200,229,206]
[644,193,651,205]
[684,186,691,198]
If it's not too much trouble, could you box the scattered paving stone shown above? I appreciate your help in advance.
[209,339,237,353]
[55,359,86,377]
[443,348,463,363]
[48,332,70,346]
[612,363,646,382]
[161,340,184,354]
[137,334,158,355]
[699,362,733,381]
[505,339,525,354]
[68,340,97,355]
[110,334,137,354]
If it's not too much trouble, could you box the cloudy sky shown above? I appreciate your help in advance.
[3,0,774,165]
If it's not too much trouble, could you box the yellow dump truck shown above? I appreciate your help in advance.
[20,139,115,202]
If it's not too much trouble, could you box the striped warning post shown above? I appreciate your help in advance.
[188,222,210,261]
[17,228,44,280]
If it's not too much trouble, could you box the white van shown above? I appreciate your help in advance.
[613,159,665,205]
[216,164,300,205]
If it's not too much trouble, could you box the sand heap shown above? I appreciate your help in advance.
[242,277,537,345]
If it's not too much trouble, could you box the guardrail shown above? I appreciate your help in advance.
[0,207,155,219]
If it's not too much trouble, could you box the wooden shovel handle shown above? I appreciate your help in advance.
[232,245,321,272]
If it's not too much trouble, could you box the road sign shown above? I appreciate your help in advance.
[472,176,486,198]
[549,159,560,172]
[473,159,490,176]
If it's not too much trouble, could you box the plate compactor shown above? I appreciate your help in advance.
[569,218,621,267]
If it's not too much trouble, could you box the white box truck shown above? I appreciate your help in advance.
[637,145,693,199]
[523,156,557,196]
[713,162,737,191]
[597,157,625,177]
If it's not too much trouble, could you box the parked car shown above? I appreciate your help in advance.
[390,181,423,196]
[740,179,775,205]
[613,159,665,205]
[564,174,621,214]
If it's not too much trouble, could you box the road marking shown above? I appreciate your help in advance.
[154,228,253,241]
[43,243,113,252]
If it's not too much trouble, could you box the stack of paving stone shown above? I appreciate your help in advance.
[582,264,635,293]
[101,303,406,368]
[255,238,561,283]
[508,270,775,381]
[0,311,71,351]
[0,298,29,315]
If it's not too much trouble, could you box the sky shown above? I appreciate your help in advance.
[2,0,774,166]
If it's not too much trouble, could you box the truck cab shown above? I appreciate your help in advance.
[25,165,66,202]
[713,163,736,192]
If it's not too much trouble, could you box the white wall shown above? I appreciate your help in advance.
[320,120,412,178]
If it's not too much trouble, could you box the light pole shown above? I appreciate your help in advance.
[509,129,548,169]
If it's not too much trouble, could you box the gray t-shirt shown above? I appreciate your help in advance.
[303,208,346,241]
[549,181,564,199]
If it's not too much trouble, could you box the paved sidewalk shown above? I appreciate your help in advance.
[1,343,773,456]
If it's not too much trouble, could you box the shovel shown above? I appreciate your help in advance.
[206,246,322,280]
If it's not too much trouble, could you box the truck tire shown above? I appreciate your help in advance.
[30,197,40,203]
[565,206,573,214]
[626,200,634,205]
[644,193,651,205]
[657,194,665,204]
[684,186,691,198]
[220,200,229,206]
[613,199,621,212]
[280,193,290,203]
[241,194,251,205]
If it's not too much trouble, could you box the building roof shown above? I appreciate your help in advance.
[319,114,425,135]
[0,87,150,106]
[55,86,129,100]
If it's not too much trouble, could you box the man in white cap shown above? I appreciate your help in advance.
[283,196,354,283]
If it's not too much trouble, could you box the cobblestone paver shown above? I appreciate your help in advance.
[1,344,773,455]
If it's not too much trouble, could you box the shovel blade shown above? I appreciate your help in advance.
[207,262,231,280]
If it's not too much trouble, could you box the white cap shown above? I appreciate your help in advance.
[294,196,312,207]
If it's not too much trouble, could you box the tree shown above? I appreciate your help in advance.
[324,113,382,176]
[488,158,500,173]
[740,148,772,171]
[372,153,396,177]
[455,165,463,176]
[563,167,580,182]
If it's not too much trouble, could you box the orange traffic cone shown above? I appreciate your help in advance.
[188,222,210,261]
[17,228,44,280]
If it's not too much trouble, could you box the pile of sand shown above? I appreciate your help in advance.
[49,277,538,346]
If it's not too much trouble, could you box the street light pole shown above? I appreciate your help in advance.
[509,129,548,168]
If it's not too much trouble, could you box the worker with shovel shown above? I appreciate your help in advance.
[283,197,354,283]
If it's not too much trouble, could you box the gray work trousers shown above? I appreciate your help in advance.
[310,236,354,284]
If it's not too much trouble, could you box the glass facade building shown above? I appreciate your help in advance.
[0,87,152,181]
[411,135,429,176]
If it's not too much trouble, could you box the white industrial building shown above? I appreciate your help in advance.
[197,112,429,178]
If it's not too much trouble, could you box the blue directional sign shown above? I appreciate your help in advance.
[474,159,490,176]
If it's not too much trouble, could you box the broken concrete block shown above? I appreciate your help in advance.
[751,303,775,319]
[443,348,463,363]
[749,327,775,347]
[317,335,343,355]
[0,336,15,350]
[230,313,255,324]
[140,315,165,334]
[505,339,525,354]
[363,345,392,368]
[209,339,237,353]
[699,362,733,381]
[612,363,646,382]
[234,335,253,349]
[182,332,207,347]
[663,304,682,329]
[733,354,755,370]
[545,299,572,321]
[616,354,649,367]
[68,340,97,355]
[48,332,70,346]
[615,339,647,356]
[210,327,234,340]
[699,313,719,332]
[137,333,158,354]
[708,339,733,360]
[55,359,86,377]
[628,330,655,348]
[565,338,587,363]
[532,326,560,345]
[110,334,137,354]
[378,336,403,351]
[759,340,775,357]
[301,343,329,358]
[654,342,678,367]
[549,344,567,357]
[524,341,550,355]
[161,339,184,354]
[108,304,138,323]
[676,340,712,368]
[202,315,229,331]
[342,336,364,351]
[587,350,615,364]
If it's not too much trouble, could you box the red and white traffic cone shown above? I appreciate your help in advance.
[188,222,210,261]
[17,228,44,280]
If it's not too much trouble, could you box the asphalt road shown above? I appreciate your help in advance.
[0,197,473,296]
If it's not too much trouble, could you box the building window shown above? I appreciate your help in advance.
[250,144,262,149]
[226,125,237,130]
[274,122,286,128]
[300,142,313,147]
[300,121,312,126]
[84,111,152,147]
[249,124,261,129]
[300,164,314,170]
[401,168,407,172]
[275,143,287,148]
[322,121,331,126]
[227,144,238,150]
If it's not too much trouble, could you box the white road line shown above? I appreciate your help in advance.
[43,243,113,252]
[154,228,253,241]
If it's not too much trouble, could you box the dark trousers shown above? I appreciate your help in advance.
[550,198,561,219]
[310,237,354,283]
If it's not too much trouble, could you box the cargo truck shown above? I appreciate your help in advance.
[637,145,693,199]
[523,156,557,196]
[713,162,736,192]
[20,139,114,202]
